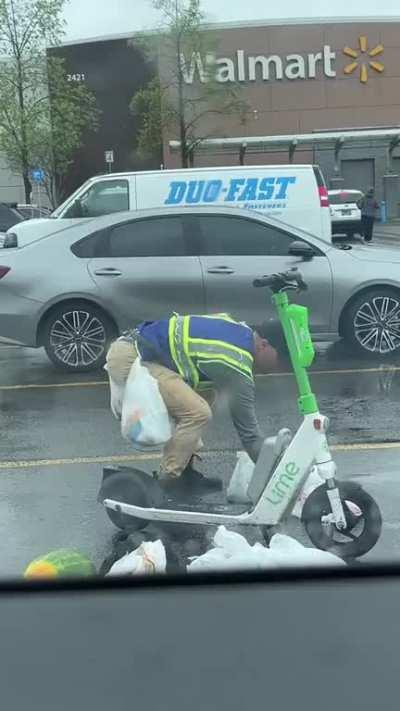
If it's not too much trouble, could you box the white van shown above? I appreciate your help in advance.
[6,164,332,246]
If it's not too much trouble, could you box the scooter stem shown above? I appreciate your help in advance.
[273,291,318,416]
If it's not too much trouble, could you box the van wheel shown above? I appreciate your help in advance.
[343,288,400,357]
[42,301,116,372]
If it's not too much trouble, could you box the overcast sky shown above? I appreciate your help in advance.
[63,0,400,42]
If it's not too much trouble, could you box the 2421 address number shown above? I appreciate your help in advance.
[67,73,86,82]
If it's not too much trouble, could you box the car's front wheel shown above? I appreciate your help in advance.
[343,288,400,357]
[42,301,117,372]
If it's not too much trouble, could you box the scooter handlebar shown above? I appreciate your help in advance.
[253,275,277,288]
[253,268,308,292]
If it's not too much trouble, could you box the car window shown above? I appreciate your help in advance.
[63,179,129,218]
[196,215,296,256]
[102,217,187,258]
[71,230,109,258]
[329,192,363,205]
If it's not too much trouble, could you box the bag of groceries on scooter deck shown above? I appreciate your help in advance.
[286,304,315,368]
[121,358,172,449]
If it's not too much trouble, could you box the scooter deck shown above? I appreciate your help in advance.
[160,498,248,515]
[100,466,250,522]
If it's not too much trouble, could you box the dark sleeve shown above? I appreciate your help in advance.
[199,362,264,463]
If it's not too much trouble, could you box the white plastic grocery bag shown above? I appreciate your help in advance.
[106,540,166,576]
[187,526,345,573]
[269,533,346,568]
[227,453,323,515]
[121,358,172,448]
[104,364,125,420]
[227,451,254,503]
[187,526,279,573]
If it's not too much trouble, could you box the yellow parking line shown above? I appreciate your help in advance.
[263,366,400,378]
[0,381,107,391]
[0,453,158,470]
[333,441,400,452]
[1,441,400,470]
[0,365,399,391]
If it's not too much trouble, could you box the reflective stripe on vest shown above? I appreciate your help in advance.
[169,315,254,387]
[169,315,199,387]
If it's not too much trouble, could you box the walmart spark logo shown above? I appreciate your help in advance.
[343,36,384,83]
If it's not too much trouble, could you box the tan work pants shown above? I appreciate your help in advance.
[106,339,213,478]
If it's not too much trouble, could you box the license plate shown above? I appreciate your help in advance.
[341,209,351,215]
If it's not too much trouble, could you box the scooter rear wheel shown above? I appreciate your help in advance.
[100,468,163,531]
[302,481,382,560]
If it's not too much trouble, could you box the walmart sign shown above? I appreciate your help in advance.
[181,46,336,83]
[164,176,297,207]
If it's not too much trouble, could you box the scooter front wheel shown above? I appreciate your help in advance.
[100,468,163,531]
[302,481,382,560]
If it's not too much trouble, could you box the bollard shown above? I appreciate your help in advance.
[380,200,387,223]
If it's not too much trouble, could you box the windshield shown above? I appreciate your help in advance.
[0,0,395,584]
[51,179,93,217]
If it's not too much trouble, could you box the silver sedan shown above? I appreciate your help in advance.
[0,206,399,371]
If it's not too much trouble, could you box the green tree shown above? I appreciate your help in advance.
[36,57,101,207]
[0,0,100,205]
[131,0,248,168]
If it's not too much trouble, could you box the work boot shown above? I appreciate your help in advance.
[180,462,223,492]
[156,470,182,495]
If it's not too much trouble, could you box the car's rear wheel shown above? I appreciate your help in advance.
[42,301,117,372]
[343,288,400,357]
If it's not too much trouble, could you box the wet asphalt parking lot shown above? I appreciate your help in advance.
[1,335,400,577]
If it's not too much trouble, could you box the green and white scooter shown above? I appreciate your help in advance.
[100,269,382,560]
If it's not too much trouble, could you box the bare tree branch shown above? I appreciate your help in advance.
[130,0,249,167]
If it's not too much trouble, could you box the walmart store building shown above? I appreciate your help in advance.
[4,17,400,212]
[163,17,400,215]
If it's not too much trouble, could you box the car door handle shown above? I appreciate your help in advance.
[207,266,235,275]
[94,268,122,277]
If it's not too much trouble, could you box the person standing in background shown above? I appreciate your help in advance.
[358,187,379,243]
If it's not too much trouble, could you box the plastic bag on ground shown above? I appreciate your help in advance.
[269,533,346,568]
[99,526,185,576]
[227,451,253,503]
[106,540,166,576]
[187,526,345,573]
[187,526,279,573]
[121,358,172,448]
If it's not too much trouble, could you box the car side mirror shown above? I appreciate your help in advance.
[288,241,316,261]
[65,198,86,219]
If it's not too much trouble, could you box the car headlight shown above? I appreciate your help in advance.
[3,232,18,248]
